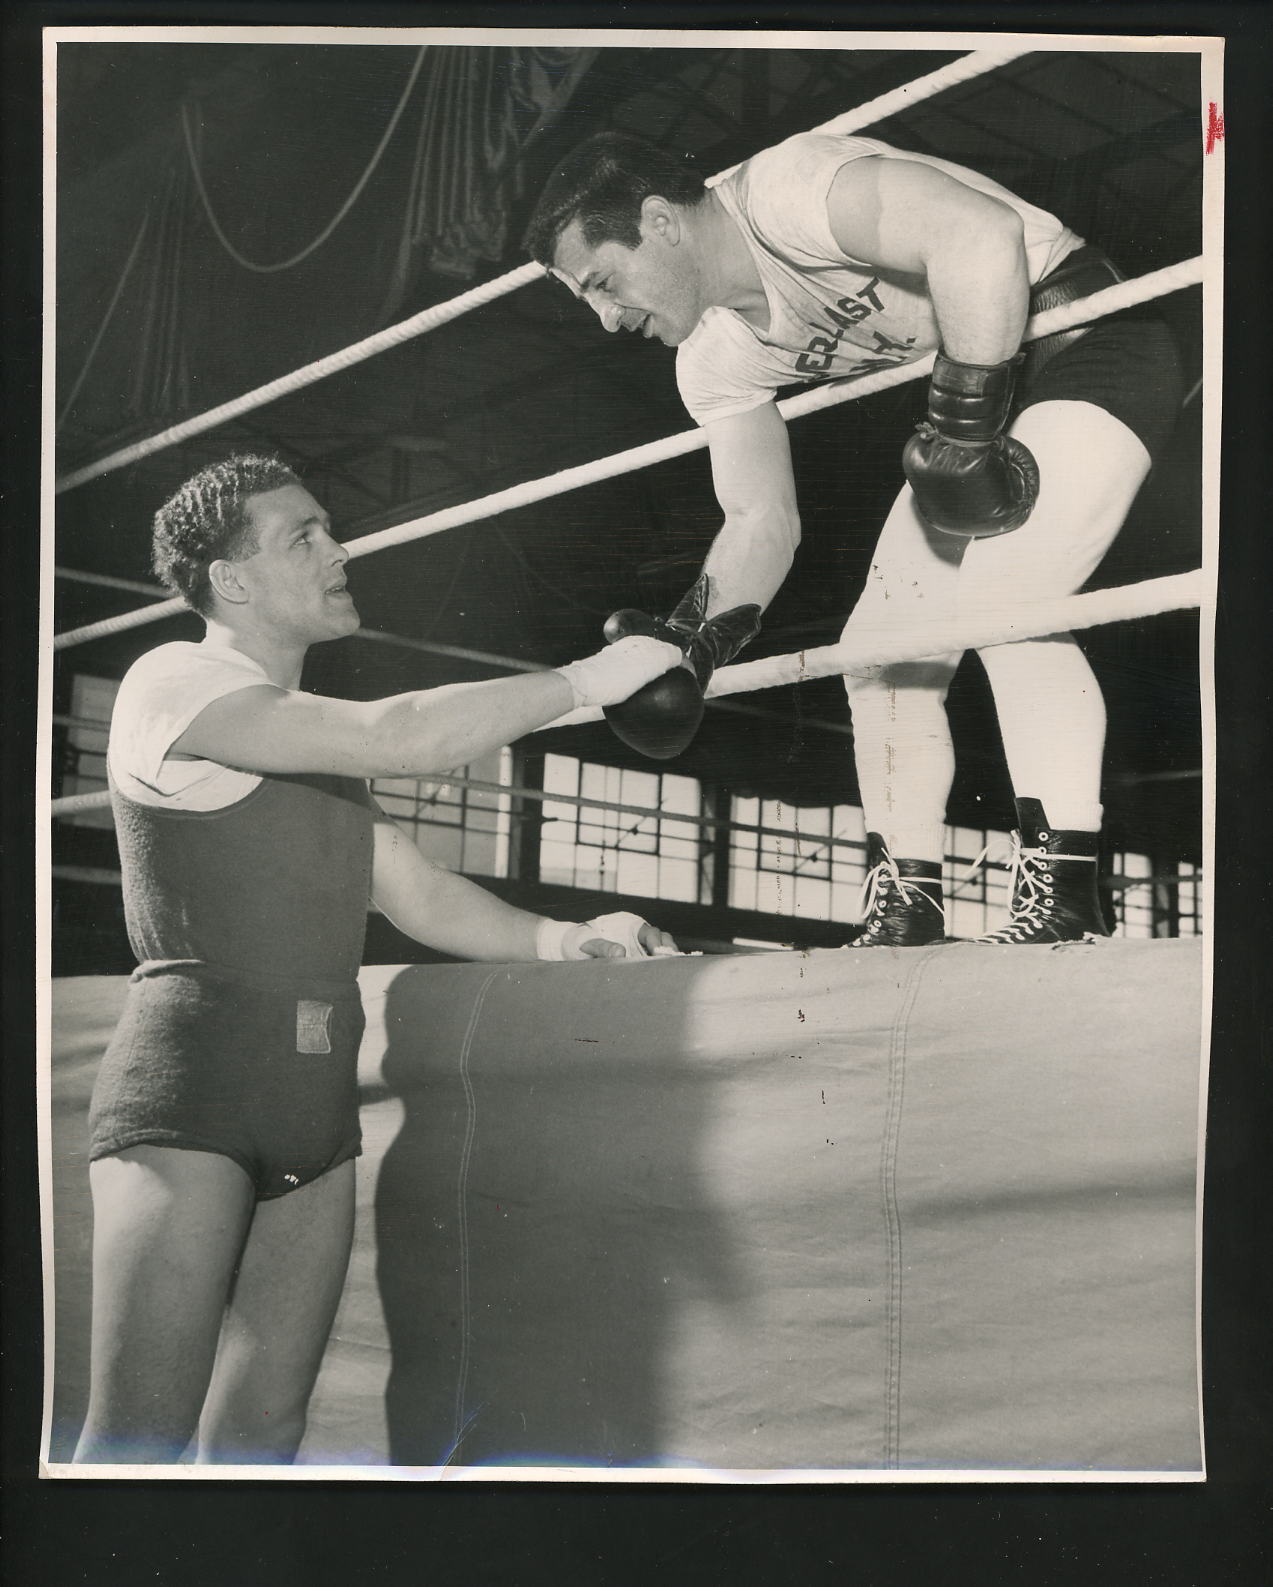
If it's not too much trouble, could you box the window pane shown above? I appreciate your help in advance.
[621,768,658,809]
[662,775,699,815]
[659,856,700,902]
[526,755,709,906]
[544,755,578,795]
[579,761,608,804]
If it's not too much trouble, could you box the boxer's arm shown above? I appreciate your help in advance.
[829,156,1039,538]
[172,636,679,778]
[700,402,801,614]
[825,156,1029,362]
[370,814,543,960]
[369,814,674,961]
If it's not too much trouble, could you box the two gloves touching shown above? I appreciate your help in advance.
[557,349,1038,763]
[556,573,761,762]
[541,353,1039,962]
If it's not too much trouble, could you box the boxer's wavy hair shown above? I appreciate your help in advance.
[526,132,707,266]
[151,453,300,614]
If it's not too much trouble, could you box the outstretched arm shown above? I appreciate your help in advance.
[826,155,1029,362]
[172,636,680,779]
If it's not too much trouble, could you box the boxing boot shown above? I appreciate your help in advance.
[977,797,1110,944]
[847,832,946,948]
[603,574,761,759]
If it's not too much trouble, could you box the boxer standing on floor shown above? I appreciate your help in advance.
[528,131,1182,944]
[74,453,680,1464]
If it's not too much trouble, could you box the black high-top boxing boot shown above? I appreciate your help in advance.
[848,832,946,948]
[977,797,1110,944]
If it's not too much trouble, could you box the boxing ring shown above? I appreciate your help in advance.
[46,939,1203,1474]
[46,46,1213,1476]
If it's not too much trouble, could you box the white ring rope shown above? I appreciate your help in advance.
[53,260,547,496]
[54,47,1030,495]
[550,572,1205,730]
[712,572,1206,692]
[48,568,1204,822]
[709,45,1033,184]
[53,256,1203,653]
[51,791,114,817]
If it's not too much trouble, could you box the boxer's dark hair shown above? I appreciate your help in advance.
[152,453,300,614]
[527,133,707,266]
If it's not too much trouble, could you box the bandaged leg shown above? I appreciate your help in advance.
[842,483,964,865]
[843,660,959,864]
[977,635,1107,831]
[963,399,1151,831]
[843,647,958,946]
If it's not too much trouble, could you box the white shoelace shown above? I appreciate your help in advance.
[857,851,945,932]
[981,831,1096,941]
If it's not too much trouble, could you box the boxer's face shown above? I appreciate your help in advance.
[551,203,706,347]
[229,485,361,643]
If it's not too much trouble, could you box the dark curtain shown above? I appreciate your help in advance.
[55,46,596,464]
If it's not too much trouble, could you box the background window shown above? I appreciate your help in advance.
[728,797,868,922]
[371,747,513,878]
[538,754,709,903]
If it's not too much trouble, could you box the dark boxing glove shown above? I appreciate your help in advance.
[902,352,1040,538]
[602,574,762,760]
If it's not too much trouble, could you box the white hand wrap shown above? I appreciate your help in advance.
[534,917,592,961]
[535,911,672,961]
[583,910,654,960]
[555,635,682,709]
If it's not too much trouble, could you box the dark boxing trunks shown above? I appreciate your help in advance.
[89,962,365,1200]
[1019,244,1185,461]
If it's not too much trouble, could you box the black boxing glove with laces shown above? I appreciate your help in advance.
[601,575,761,760]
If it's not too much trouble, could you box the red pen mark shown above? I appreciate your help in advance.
[1205,102,1225,154]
